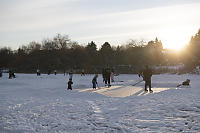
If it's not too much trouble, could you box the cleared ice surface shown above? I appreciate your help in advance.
[0,73,200,132]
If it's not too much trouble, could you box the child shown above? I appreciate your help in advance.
[92,74,98,89]
[68,78,73,90]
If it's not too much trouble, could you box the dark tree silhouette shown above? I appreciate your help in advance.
[0,30,199,74]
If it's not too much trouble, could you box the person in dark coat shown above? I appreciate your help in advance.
[105,66,111,87]
[9,70,16,79]
[64,70,66,76]
[92,74,98,89]
[102,68,106,84]
[143,65,153,92]
[67,78,73,90]
[9,70,12,79]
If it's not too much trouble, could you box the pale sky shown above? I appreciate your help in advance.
[0,0,200,50]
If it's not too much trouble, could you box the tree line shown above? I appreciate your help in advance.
[0,29,200,74]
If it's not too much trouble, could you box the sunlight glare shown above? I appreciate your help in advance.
[160,30,189,51]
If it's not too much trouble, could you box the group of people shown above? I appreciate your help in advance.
[36,69,60,76]
[67,65,151,91]
[47,70,57,75]
[139,65,190,92]
[1,66,190,92]
[67,66,114,90]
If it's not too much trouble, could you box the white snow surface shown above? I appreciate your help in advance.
[0,74,200,133]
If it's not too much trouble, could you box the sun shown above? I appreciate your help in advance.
[160,30,189,51]
[164,37,187,51]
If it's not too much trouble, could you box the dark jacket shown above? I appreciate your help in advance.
[143,68,152,81]
[92,77,97,84]
[105,68,111,78]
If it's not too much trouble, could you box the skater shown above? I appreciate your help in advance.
[102,68,106,84]
[105,65,111,87]
[67,78,73,90]
[54,70,57,75]
[9,70,16,79]
[81,69,85,76]
[36,69,40,76]
[9,70,12,79]
[12,71,16,78]
[177,79,190,87]
[69,69,73,79]
[92,74,98,89]
[64,70,66,76]
[143,65,153,92]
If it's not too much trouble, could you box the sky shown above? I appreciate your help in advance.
[0,0,200,50]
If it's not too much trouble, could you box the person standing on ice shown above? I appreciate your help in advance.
[67,78,73,90]
[9,69,16,79]
[54,70,57,75]
[81,69,85,76]
[9,70,12,79]
[143,65,153,92]
[36,69,40,76]
[102,68,106,84]
[105,65,111,87]
[64,69,66,76]
[92,74,98,89]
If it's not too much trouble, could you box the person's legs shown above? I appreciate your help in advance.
[108,77,111,86]
[148,80,153,92]
[93,82,96,89]
[145,81,148,91]
[105,78,107,85]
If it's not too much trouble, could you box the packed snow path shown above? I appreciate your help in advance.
[0,74,200,132]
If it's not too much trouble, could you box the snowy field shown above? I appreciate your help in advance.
[0,73,200,133]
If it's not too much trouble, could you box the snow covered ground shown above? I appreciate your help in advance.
[0,73,200,132]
